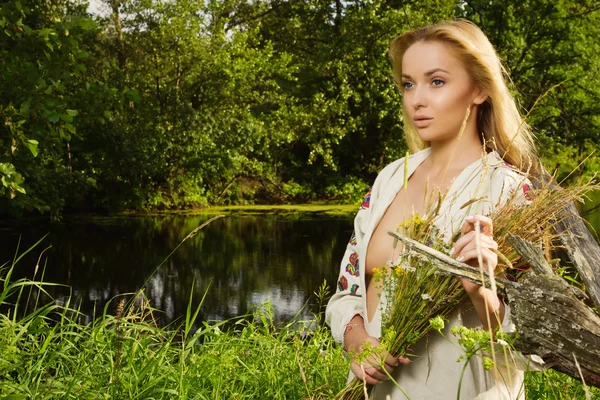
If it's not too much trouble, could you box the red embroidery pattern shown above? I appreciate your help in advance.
[522,183,533,201]
[338,276,348,291]
[501,161,518,170]
[360,189,372,210]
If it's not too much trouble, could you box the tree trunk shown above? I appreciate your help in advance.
[108,0,127,71]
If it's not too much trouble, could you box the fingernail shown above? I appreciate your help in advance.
[449,247,455,256]
[457,255,464,262]
[466,216,474,222]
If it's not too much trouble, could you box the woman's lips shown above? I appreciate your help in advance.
[413,117,433,128]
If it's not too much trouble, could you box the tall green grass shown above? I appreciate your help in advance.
[0,249,348,399]
[1,236,598,399]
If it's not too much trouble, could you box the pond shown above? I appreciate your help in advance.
[0,211,354,326]
[1,200,599,327]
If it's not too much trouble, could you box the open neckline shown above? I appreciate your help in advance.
[364,149,498,325]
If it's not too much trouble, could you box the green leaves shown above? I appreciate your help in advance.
[1,0,598,215]
[23,140,38,157]
[0,162,26,197]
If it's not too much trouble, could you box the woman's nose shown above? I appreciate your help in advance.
[410,86,427,109]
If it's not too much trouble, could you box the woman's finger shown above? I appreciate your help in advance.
[456,248,498,267]
[454,235,497,257]
[364,366,390,381]
[452,230,498,258]
[363,374,383,385]
[461,215,494,236]
[397,355,411,365]
[383,352,407,369]
[452,231,475,256]
[351,363,384,385]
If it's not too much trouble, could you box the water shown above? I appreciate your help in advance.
[0,214,353,325]
[2,200,599,327]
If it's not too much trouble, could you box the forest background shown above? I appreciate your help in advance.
[1,0,599,218]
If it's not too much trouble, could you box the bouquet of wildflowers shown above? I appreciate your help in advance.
[336,210,467,400]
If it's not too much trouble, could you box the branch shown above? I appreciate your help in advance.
[386,231,506,291]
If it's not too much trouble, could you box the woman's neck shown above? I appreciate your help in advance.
[426,125,485,174]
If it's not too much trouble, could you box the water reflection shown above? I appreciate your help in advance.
[3,202,598,326]
[0,214,353,325]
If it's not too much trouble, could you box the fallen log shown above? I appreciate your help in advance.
[388,231,600,388]
[531,171,600,312]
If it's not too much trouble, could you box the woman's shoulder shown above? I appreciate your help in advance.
[486,151,531,185]
[487,151,528,177]
[485,151,533,204]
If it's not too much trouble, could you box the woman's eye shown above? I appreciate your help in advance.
[402,82,414,89]
[432,79,445,86]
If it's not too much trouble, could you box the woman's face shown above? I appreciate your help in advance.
[401,41,484,144]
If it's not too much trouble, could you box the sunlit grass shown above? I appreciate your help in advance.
[0,252,348,399]
[1,232,598,399]
[121,203,358,218]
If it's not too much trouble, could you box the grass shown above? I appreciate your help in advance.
[1,232,599,399]
[0,252,349,399]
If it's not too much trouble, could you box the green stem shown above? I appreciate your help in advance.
[382,364,412,400]
[457,358,471,400]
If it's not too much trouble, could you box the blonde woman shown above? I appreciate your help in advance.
[326,19,539,399]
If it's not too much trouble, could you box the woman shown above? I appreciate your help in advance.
[326,20,539,399]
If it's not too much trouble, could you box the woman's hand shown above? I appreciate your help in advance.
[451,215,498,294]
[452,214,505,329]
[349,336,410,385]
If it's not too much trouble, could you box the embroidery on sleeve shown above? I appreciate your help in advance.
[350,284,359,295]
[501,161,518,170]
[522,183,533,202]
[360,188,372,210]
[337,276,348,291]
[345,252,359,276]
[349,231,357,246]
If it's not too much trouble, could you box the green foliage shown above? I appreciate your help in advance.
[461,0,600,181]
[1,0,599,215]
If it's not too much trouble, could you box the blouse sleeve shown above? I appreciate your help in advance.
[325,188,373,345]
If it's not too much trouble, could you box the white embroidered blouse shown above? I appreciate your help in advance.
[325,148,534,400]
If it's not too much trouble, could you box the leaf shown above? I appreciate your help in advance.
[47,113,59,123]
[0,163,17,176]
[1,394,28,399]
[66,109,78,116]
[24,139,39,157]
[65,123,76,134]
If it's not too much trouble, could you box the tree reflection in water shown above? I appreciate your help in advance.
[0,214,353,325]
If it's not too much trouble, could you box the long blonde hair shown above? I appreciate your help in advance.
[389,19,538,172]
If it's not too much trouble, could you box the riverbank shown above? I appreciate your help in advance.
[122,203,359,218]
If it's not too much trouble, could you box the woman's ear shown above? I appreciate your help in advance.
[473,88,488,105]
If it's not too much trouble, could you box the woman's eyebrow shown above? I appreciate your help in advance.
[402,68,450,79]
